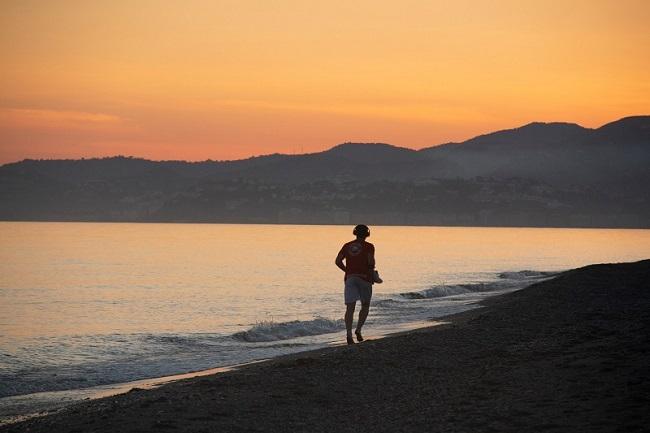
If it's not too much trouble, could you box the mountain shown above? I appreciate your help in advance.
[595,115,650,145]
[217,143,444,184]
[419,116,650,189]
[1,116,648,227]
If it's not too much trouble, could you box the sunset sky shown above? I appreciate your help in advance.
[1,0,649,164]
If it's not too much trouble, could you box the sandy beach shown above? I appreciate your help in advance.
[3,259,649,433]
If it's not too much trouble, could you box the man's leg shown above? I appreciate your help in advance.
[345,302,356,344]
[355,301,370,341]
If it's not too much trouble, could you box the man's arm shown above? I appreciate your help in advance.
[335,250,346,273]
[367,251,376,272]
[368,244,376,271]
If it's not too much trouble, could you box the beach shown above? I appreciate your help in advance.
[3,259,649,432]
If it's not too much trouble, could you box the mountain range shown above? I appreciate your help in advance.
[1,115,649,228]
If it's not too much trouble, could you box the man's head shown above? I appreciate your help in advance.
[353,224,370,239]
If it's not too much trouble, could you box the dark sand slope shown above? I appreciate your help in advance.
[4,260,649,433]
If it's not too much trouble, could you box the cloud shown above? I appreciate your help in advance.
[0,108,122,130]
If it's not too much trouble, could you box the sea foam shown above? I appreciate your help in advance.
[497,270,555,280]
[232,317,344,342]
[400,283,499,299]
[400,270,556,300]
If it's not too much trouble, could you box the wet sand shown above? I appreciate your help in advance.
[3,259,649,433]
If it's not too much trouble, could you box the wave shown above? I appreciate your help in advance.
[498,270,555,280]
[399,269,556,300]
[400,283,499,299]
[232,317,344,342]
[372,299,404,307]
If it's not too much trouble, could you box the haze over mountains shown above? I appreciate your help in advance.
[1,116,649,228]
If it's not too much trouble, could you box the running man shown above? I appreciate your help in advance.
[335,224,376,345]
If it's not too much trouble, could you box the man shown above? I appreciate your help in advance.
[335,224,376,345]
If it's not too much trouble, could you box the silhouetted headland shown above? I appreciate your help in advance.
[3,259,649,432]
[1,115,649,228]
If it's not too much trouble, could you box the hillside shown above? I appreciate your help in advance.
[419,116,650,189]
[1,116,648,227]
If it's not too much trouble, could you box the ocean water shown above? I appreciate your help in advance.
[1,222,649,420]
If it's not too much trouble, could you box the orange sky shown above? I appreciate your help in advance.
[1,0,649,164]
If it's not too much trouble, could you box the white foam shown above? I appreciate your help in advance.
[400,283,499,299]
[400,270,556,300]
[232,317,344,342]
[498,270,555,280]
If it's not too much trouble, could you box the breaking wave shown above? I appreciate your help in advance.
[498,270,555,280]
[232,317,344,342]
[372,299,403,307]
[400,283,500,299]
[400,269,557,300]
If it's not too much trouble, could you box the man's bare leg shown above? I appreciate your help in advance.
[345,302,356,344]
[355,301,370,341]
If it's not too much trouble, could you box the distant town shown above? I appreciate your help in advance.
[1,116,649,228]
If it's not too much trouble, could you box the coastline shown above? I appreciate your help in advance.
[0,319,448,426]
[3,259,649,432]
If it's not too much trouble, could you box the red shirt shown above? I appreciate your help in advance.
[339,240,375,282]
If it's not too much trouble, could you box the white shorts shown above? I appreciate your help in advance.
[344,276,373,304]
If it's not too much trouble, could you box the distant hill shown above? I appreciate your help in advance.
[1,116,648,227]
[596,115,650,145]
[418,116,650,190]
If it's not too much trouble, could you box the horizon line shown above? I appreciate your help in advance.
[2,114,646,166]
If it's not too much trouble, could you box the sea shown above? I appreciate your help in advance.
[1,222,649,422]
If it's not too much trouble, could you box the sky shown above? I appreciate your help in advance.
[1,0,649,164]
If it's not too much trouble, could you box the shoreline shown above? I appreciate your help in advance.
[0,319,447,426]
[3,259,649,432]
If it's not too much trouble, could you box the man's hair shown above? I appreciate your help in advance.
[353,224,370,237]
